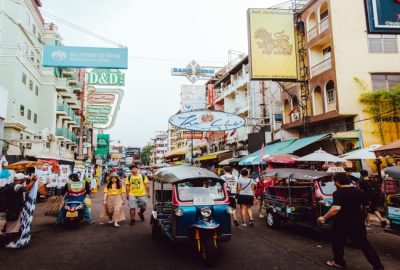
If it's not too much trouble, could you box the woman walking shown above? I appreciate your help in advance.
[237,169,256,227]
[102,175,126,227]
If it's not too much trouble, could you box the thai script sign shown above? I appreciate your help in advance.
[88,93,115,104]
[169,110,246,132]
[87,105,112,115]
[42,46,128,69]
[95,134,110,156]
[248,9,298,80]
[366,0,400,33]
[172,60,215,83]
[182,131,204,140]
[181,85,206,112]
[88,70,125,86]
[125,147,141,161]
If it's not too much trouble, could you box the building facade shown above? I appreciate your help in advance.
[151,131,168,164]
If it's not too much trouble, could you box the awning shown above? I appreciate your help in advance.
[198,150,232,161]
[373,139,400,157]
[165,147,188,158]
[239,140,295,166]
[279,134,330,154]
[218,157,243,166]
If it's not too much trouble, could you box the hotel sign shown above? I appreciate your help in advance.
[88,70,125,86]
[365,0,400,33]
[171,60,215,83]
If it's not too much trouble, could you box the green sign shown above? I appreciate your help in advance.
[87,115,109,124]
[87,105,112,115]
[88,70,125,86]
[366,0,400,34]
[95,134,110,156]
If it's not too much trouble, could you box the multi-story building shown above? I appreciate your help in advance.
[0,0,84,162]
[0,86,7,154]
[150,131,168,164]
[281,0,400,150]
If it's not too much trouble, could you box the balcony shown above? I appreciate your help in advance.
[310,58,332,78]
[55,77,68,91]
[319,17,330,34]
[307,17,330,43]
[307,26,318,42]
[56,103,68,116]
[56,127,68,138]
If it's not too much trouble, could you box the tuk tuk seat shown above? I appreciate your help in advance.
[265,186,312,205]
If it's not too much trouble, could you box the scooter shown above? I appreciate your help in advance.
[63,201,84,228]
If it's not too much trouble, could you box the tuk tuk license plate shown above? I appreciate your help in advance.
[388,207,400,220]
[193,195,214,205]
[66,211,78,218]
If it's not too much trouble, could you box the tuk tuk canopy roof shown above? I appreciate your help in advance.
[155,166,222,183]
[264,168,332,180]
[384,166,400,179]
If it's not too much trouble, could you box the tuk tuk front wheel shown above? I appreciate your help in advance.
[200,237,218,267]
[266,210,281,229]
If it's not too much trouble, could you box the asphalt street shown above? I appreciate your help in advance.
[0,190,399,270]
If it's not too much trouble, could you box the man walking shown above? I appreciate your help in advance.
[220,166,239,226]
[4,173,37,248]
[126,165,150,225]
[317,173,384,270]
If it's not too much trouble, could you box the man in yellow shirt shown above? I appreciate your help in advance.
[125,165,150,225]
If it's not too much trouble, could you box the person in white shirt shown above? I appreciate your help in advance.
[220,166,239,227]
[237,169,256,227]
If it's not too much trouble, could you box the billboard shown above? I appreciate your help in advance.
[169,110,246,132]
[171,60,215,83]
[182,131,204,140]
[42,46,128,69]
[181,85,206,112]
[88,70,125,86]
[95,134,110,157]
[365,0,400,34]
[125,147,141,161]
[248,9,297,80]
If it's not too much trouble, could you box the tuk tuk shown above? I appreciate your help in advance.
[263,168,335,230]
[152,166,232,266]
[383,166,400,234]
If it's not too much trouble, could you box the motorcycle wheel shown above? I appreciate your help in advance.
[266,210,281,229]
[200,237,218,267]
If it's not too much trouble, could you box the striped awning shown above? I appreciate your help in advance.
[165,147,188,158]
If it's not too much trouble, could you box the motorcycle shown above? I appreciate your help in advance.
[63,201,84,228]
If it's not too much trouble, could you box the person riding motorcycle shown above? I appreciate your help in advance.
[53,173,95,227]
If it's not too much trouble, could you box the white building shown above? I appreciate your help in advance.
[0,0,83,161]
[151,131,168,164]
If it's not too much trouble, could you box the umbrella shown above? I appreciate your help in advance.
[384,166,400,179]
[373,139,400,157]
[5,160,49,171]
[263,154,299,164]
[297,149,345,163]
[341,144,382,160]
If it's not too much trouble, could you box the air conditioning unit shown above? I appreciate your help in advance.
[25,143,32,149]
[293,112,300,121]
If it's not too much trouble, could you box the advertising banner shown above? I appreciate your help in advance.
[181,85,206,112]
[88,70,125,86]
[169,110,246,132]
[125,147,141,162]
[95,134,110,157]
[207,84,214,106]
[248,9,297,80]
[171,60,215,83]
[182,131,204,140]
[42,46,128,69]
[365,0,400,34]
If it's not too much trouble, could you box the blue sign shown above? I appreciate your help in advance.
[365,0,400,34]
[42,46,128,69]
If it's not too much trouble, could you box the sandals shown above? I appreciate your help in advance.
[326,260,345,269]
[249,218,255,226]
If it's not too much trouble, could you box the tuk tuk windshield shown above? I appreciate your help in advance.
[318,177,336,195]
[177,179,225,202]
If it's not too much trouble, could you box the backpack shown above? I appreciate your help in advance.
[129,174,147,186]
[0,184,9,212]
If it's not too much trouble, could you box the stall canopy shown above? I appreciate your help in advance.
[278,134,330,154]
[218,157,242,166]
[297,149,345,163]
[373,139,400,157]
[165,147,188,159]
[239,140,295,166]
[340,144,382,160]
[198,150,232,162]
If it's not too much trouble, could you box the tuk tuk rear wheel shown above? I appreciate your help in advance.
[266,210,281,229]
[200,237,218,267]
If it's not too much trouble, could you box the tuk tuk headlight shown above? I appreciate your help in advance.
[174,208,184,217]
[64,205,70,211]
[200,207,212,218]
[226,207,234,214]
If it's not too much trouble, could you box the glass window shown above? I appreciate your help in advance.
[368,35,398,53]
[327,89,335,103]
[22,73,27,84]
[35,86,39,96]
[27,109,31,120]
[20,105,24,116]
[34,113,37,124]
[32,24,36,34]
[177,179,225,202]
[372,74,400,90]
[318,178,336,195]
[29,80,33,91]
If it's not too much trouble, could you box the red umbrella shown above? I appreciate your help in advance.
[263,154,299,164]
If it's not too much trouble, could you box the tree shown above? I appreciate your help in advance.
[358,84,400,144]
[140,144,154,165]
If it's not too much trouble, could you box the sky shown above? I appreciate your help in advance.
[41,0,285,147]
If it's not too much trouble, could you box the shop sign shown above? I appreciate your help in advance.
[95,134,110,156]
[88,70,125,86]
[87,93,115,104]
[87,105,112,115]
[125,147,141,161]
[87,115,109,124]
[182,131,204,140]
[171,60,215,83]
[207,84,214,106]
[169,110,246,132]
[365,0,400,33]
[42,46,128,69]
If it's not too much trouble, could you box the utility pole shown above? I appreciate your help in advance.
[78,70,86,160]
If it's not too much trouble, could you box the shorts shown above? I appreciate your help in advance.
[237,195,254,206]
[129,196,147,210]
[228,196,237,209]
[6,217,21,234]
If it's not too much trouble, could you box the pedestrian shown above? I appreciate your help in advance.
[237,168,256,227]
[317,173,384,270]
[220,166,239,226]
[102,175,126,227]
[4,173,37,248]
[126,165,150,225]
[253,171,265,218]
[359,170,387,228]
[53,173,95,227]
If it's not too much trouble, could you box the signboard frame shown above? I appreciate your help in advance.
[365,0,400,34]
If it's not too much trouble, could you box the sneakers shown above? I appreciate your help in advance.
[5,242,18,249]
[233,219,240,227]
[258,214,265,218]
[241,223,247,227]
[130,219,136,226]
[52,223,60,228]
[87,220,96,225]
[138,211,145,221]
[249,218,255,226]
[108,220,113,224]
[114,222,120,228]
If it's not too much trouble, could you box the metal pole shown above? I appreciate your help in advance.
[78,70,86,160]
[191,131,194,165]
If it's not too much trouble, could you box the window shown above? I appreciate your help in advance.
[326,80,335,103]
[320,10,329,21]
[30,52,35,62]
[34,113,37,123]
[22,73,27,84]
[368,35,398,53]
[38,33,42,43]
[35,86,39,96]
[27,109,31,120]
[20,105,25,116]
[323,46,332,60]
[29,80,33,91]
[32,24,36,34]
[20,133,23,139]
[371,74,400,90]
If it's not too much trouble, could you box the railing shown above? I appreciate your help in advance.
[56,128,68,137]
[310,57,332,78]
[307,25,318,42]
[319,17,330,34]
